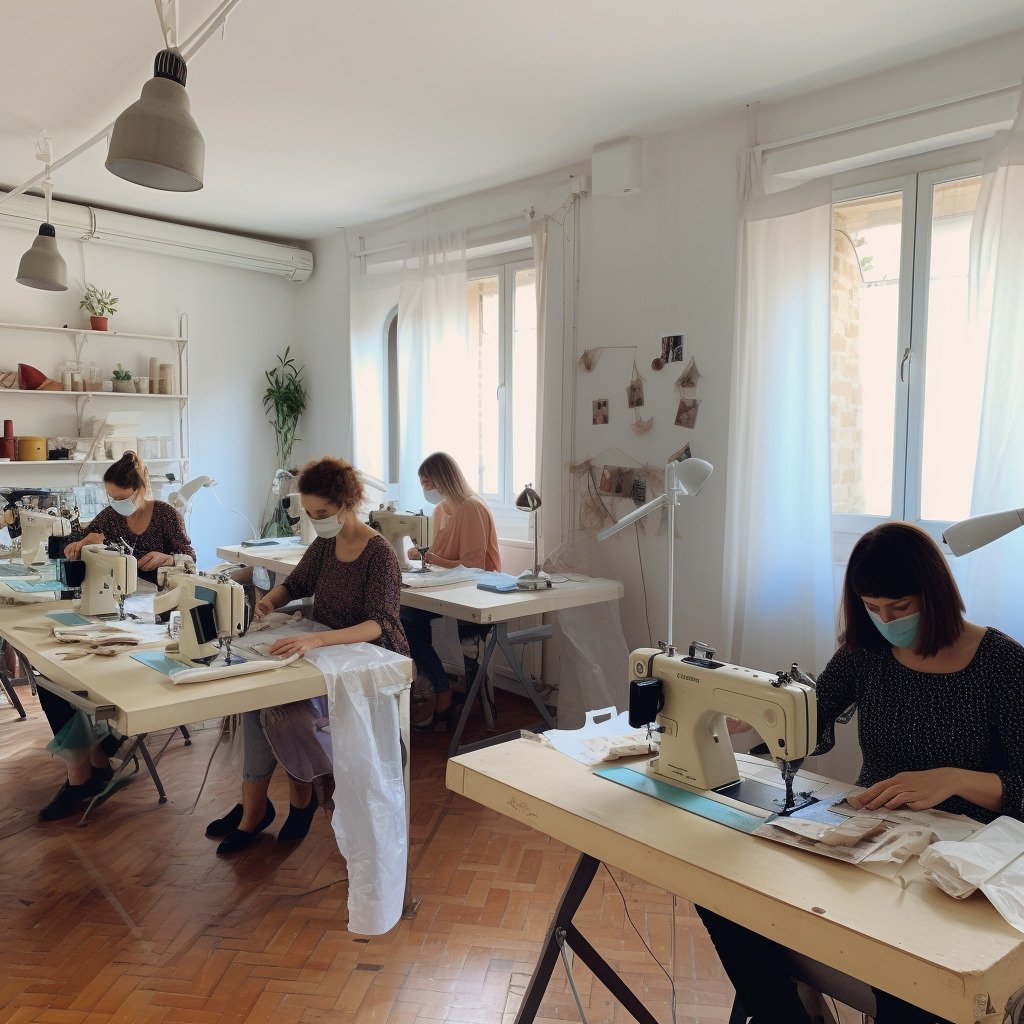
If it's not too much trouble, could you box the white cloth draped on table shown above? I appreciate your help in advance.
[722,162,836,674]
[297,642,410,936]
[956,94,1024,641]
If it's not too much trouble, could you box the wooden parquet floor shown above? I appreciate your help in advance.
[0,687,860,1024]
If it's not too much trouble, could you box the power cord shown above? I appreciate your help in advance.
[211,486,258,541]
[635,525,653,647]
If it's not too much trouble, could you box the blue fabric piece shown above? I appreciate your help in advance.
[476,572,520,593]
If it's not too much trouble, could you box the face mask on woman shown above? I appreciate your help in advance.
[422,488,442,506]
[868,610,920,649]
[109,496,138,518]
[310,511,344,539]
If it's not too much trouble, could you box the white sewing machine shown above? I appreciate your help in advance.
[17,507,74,566]
[78,543,138,619]
[628,641,817,814]
[368,503,433,571]
[156,568,249,665]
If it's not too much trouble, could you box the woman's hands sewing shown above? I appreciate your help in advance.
[137,551,173,571]
[268,633,322,658]
[254,596,276,620]
[849,768,964,811]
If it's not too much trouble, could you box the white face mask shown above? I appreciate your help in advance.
[310,511,344,539]
[109,496,138,517]
[422,488,442,506]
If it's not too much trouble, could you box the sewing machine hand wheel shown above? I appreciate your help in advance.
[415,545,431,572]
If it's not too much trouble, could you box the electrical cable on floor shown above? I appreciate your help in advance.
[190,715,230,812]
[670,894,678,1024]
[826,994,841,1023]
[603,863,678,1018]
[556,928,591,1024]
[635,524,653,647]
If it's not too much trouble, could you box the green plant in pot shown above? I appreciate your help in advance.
[81,283,118,331]
[261,347,309,536]
[111,362,134,393]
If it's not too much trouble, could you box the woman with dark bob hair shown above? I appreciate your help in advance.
[206,456,409,855]
[697,522,1024,1024]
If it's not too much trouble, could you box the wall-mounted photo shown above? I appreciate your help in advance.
[626,378,645,408]
[674,397,700,429]
[661,334,686,363]
[592,398,609,425]
[599,465,636,497]
[668,442,692,462]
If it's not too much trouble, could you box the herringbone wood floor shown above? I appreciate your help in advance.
[0,687,860,1024]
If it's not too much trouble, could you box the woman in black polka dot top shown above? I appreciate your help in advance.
[699,521,1024,1024]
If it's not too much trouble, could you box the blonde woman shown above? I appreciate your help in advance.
[401,452,500,730]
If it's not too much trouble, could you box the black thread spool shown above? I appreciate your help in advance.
[58,559,87,592]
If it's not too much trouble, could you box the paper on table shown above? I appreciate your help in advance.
[754,815,933,865]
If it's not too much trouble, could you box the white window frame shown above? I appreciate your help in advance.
[830,157,983,564]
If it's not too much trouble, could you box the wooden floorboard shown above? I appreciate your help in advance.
[0,685,863,1024]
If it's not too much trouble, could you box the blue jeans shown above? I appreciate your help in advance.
[399,607,490,695]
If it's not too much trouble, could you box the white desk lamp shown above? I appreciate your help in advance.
[943,507,1024,556]
[168,475,214,517]
[597,457,713,652]
[515,483,549,590]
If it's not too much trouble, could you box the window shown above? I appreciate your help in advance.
[830,165,983,545]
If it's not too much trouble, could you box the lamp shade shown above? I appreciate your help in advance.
[675,457,713,496]
[515,484,542,512]
[105,49,204,192]
[16,223,68,291]
[943,508,1024,556]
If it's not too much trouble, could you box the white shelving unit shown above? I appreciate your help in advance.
[0,317,190,490]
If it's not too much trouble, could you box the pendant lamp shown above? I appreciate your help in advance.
[16,171,67,291]
[105,48,204,191]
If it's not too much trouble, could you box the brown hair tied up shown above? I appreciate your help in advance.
[103,451,151,497]
[297,456,365,509]
[839,521,965,658]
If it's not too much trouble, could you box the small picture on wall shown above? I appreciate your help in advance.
[668,442,692,463]
[674,397,701,429]
[661,334,686,363]
[626,378,645,409]
[599,465,636,497]
[592,398,609,425]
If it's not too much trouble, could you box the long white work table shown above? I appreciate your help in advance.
[0,598,413,818]
[217,541,625,755]
[448,739,1024,1024]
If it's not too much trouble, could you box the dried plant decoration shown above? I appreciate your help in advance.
[631,411,654,434]
[578,349,601,372]
[651,357,665,372]
[626,359,645,409]
[569,457,595,476]
[675,356,702,390]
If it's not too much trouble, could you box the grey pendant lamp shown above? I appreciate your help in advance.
[16,171,67,291]
[106,48,204,191]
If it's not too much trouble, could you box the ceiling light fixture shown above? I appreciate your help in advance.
[16,139,68,291]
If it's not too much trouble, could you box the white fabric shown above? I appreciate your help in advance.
[396,232,468,510]
[957,98,1024,641]
[306,642,410,936]
[722,170,836,673]
[350,260,401,481]
[554,603,630,728]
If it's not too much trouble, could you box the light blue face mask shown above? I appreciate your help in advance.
[109,496,138,517]
[422,488,442,506]
[868,610,920,649]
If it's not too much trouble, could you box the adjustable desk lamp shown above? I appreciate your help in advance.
[597,457,713,652]
[943,507,1024,556]
[515,483,549,590]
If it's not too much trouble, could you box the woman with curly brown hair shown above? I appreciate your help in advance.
[206,456,409,855]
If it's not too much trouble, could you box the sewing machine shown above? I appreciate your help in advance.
[628,641,817,815]
[1,489,78,566]
[78,543,138,619]
[155,568,250,665]
[368,503,433,571]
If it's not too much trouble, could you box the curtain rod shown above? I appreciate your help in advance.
[761,82,1021,157]
[350,209,534,260]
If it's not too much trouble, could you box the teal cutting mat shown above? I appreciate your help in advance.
[47,610,92,626]
[595,764,768,834]
[6,579,64,593]
[129,650,191,676]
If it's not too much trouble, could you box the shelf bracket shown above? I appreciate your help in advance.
[72,331,87,361]
[75,393,91,431]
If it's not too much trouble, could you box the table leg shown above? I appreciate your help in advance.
[515,853,659,1024]
[448,631,500,758]
[78,734,168,825]
[493,624,556,729]
[0,639,28,719]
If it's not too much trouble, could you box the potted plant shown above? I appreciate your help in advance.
[80,284,118,331]
[263,346,308,469]
[111,363,134,393]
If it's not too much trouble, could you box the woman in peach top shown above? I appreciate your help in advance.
[401,452,500,730]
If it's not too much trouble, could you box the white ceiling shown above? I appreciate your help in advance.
[3,0,1024,241]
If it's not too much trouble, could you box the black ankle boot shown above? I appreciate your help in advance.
[216,800,275,855]
[39,774,105,821]
[278,788,319,843]
[205,803,244,838]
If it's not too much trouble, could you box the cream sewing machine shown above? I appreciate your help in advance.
[155,568,250,665]
[628,641,818,814]
[368,503,433,571]
[17,507,73,566]
[78,543,138,619]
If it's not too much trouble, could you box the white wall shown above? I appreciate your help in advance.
[300,29,1024,676]
[0,222,302,565]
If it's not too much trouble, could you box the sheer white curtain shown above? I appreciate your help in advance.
[722,169,836,673]
[396,232,468,510]
[531,221,550,559]
[958,96,1024,640]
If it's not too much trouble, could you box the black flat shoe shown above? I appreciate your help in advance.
[38,774,105,822]
[412,703,458,732]
[205,803,244,838]
[216,800,276,855]
[278,788,319,843]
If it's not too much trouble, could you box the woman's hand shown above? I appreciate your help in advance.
[64,540,85,560]
[254,596,276,620]
[137,551,172,571]
[407,546,422,561]
[849,768,963,812]
[268,633,322,658]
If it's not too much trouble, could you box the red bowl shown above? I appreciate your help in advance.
[18,363,47,390]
